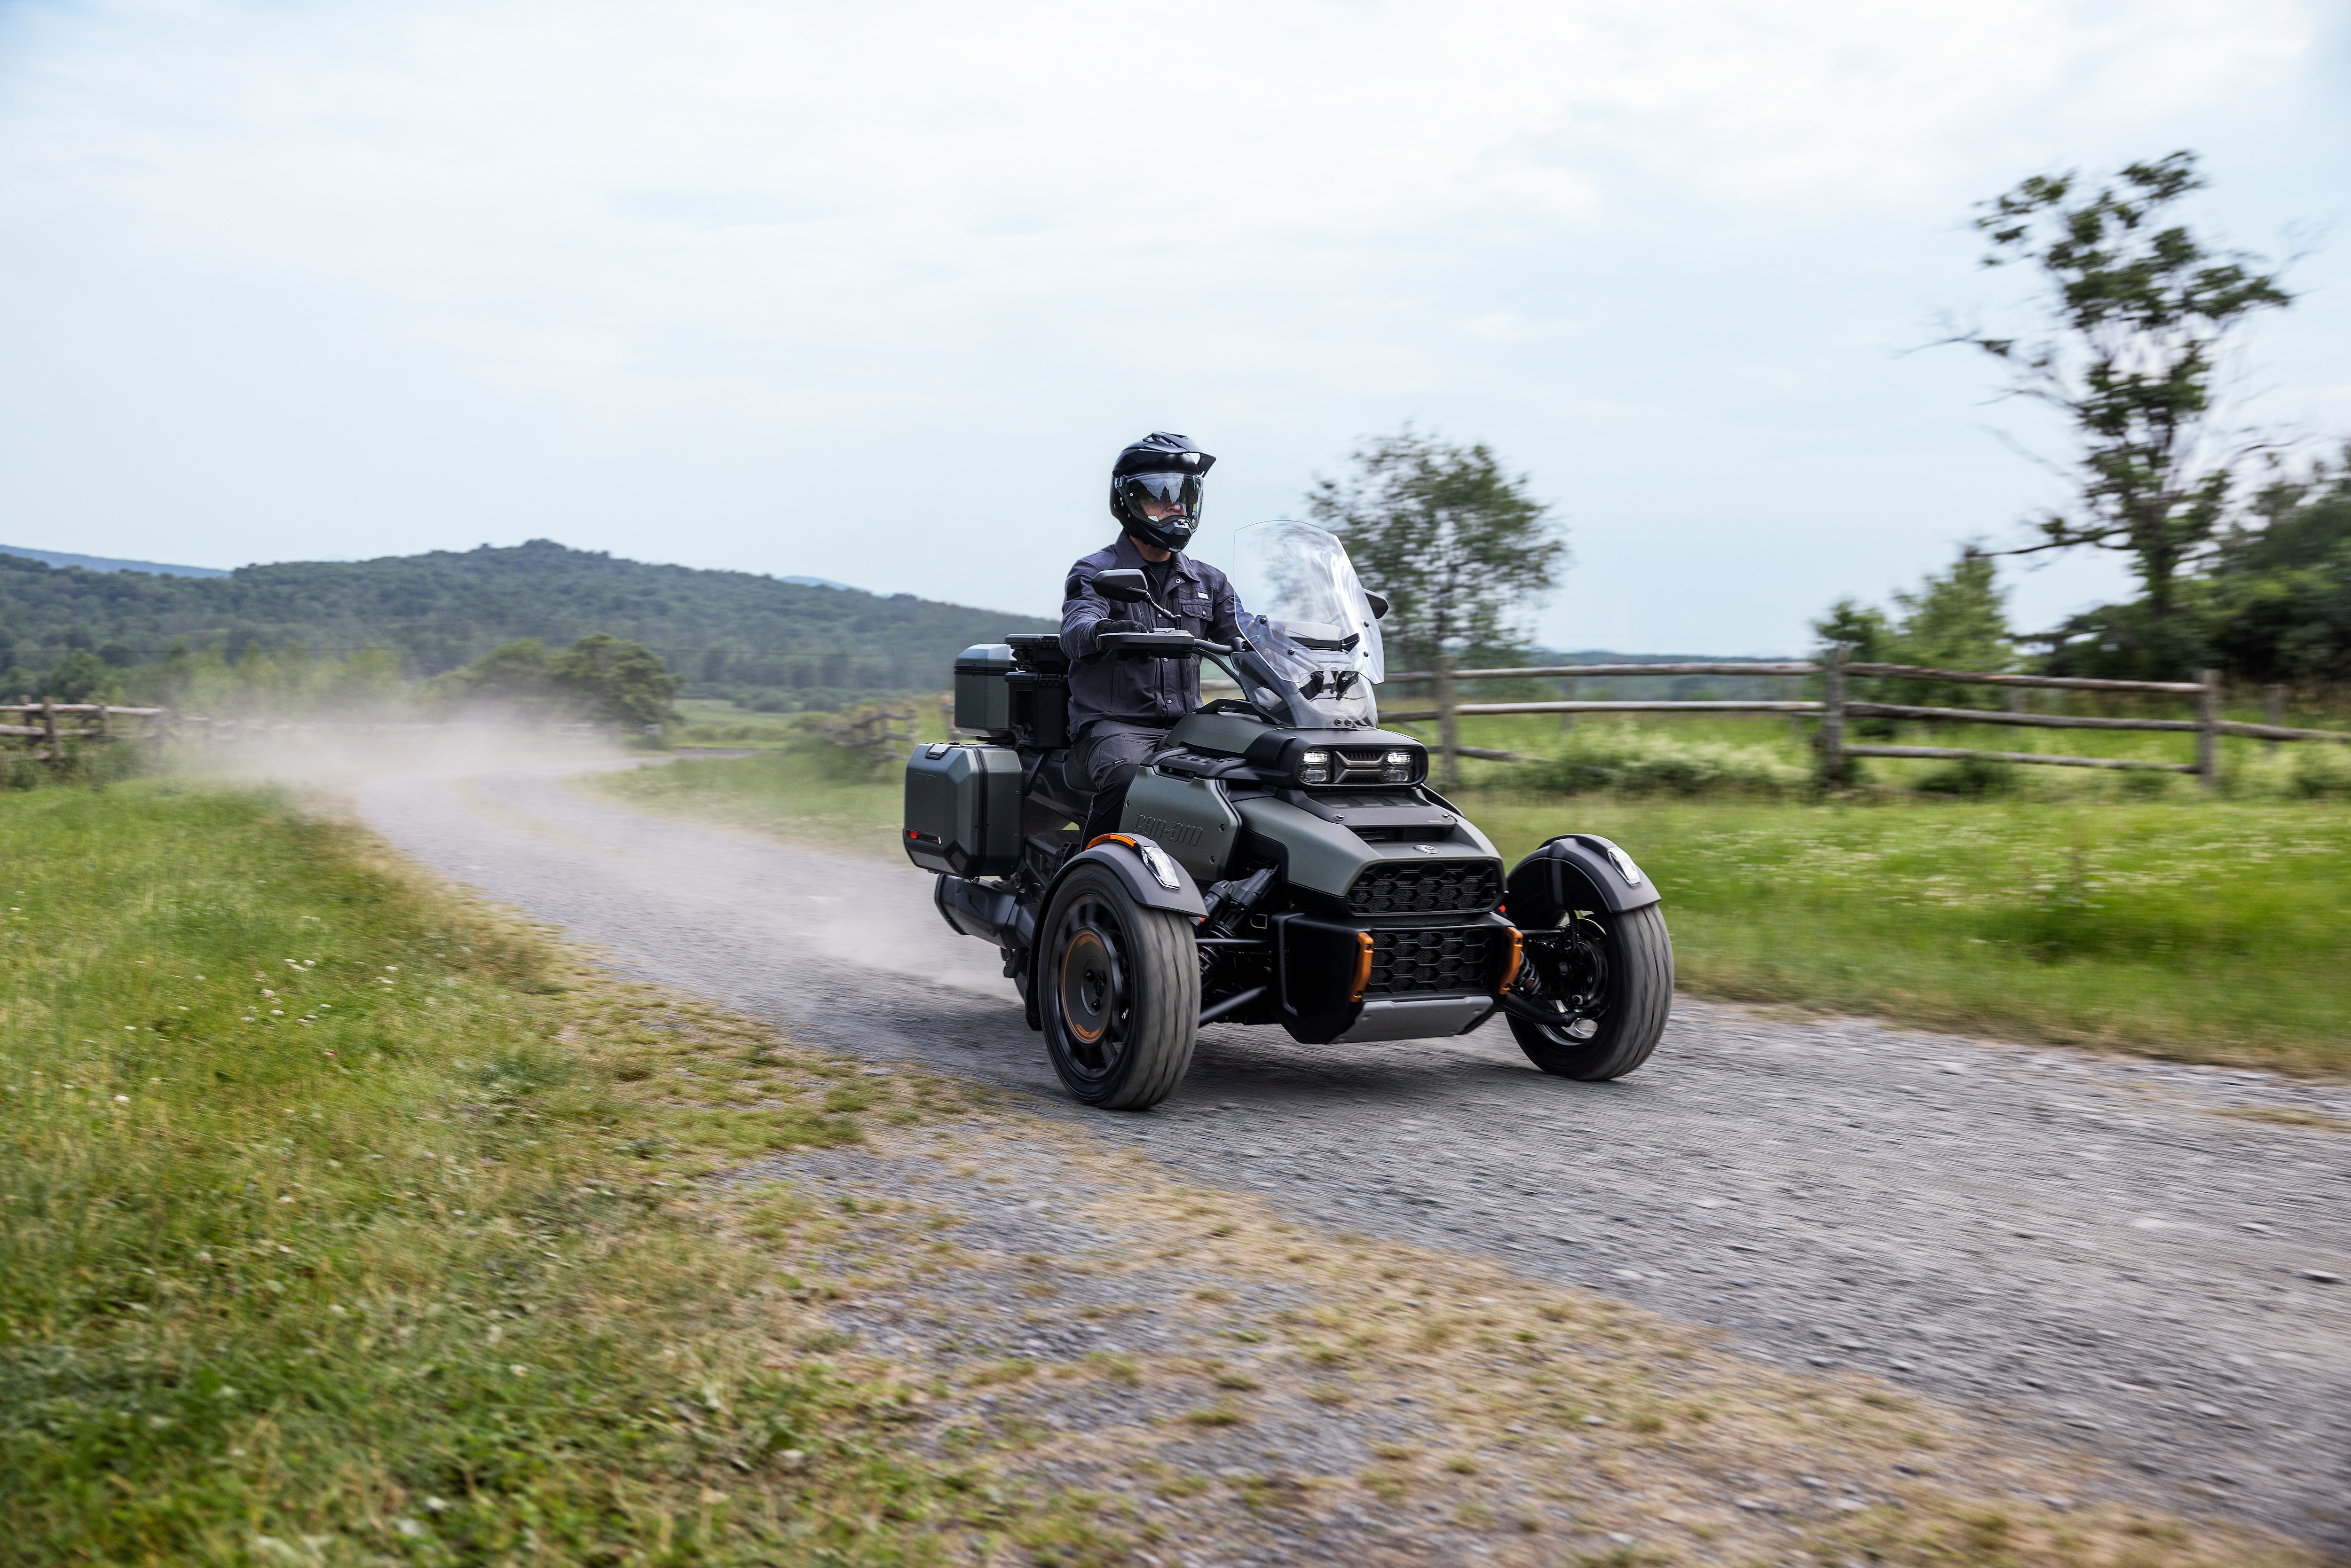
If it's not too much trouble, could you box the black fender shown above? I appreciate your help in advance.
[1042,835,1207,920]
[1025,835,1206,1033]
[1504,833,1662,924]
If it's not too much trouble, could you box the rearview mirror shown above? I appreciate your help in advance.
[1096,568,1150,603]
[1364,591,1389,621]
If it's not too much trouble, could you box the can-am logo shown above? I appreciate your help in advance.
[1129,814,1204,848]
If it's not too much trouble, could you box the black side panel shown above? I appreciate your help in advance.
[1503,834,1663,923]
[1274,911,1368,1045]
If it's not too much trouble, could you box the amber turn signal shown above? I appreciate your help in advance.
[1349,931,1375,1003]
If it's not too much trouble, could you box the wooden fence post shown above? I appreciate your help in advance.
[2197,669,2223,790]
[2264,684,2284,756]
[1436,650,1460,792]
[1821,647,1847,788]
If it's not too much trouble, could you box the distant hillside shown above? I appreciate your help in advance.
[0,545,229,578]
[0,539,1055,702]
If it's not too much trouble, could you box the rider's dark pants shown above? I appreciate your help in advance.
[1073,720,1171,846]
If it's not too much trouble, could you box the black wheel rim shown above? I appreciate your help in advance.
[1522,915,1611,1045]
[1053,894,1130,1078]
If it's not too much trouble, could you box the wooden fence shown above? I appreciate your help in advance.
[820,705,916,766]
[0,701,170,760]
[1377,652,2351,790]
[1,704,655,761]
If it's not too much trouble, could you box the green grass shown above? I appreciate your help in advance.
[1457,792,2351,1073]
[596,710,2351,1074]
[667,698,827,750]
[0,779,1066,1565]
[598,720,935,859]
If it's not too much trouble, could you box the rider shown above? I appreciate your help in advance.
[1061,432,1244,845]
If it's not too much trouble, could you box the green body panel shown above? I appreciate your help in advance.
[1120,769,1246,882]
[1233,796,1500,901]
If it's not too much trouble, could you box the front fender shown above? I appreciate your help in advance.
[1026,835,1206,1035]
[1504,834,1663,923]
[1045,835,1208,919]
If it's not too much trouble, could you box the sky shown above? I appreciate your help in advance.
[1,0,2346,654]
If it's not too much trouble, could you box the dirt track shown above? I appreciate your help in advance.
[357,756,2351,1551]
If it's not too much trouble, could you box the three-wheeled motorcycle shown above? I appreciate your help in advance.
[903,520,1670,1109]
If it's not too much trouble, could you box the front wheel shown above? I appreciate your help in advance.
[1039,864,1199,1109]
[1507,904,1673,1080]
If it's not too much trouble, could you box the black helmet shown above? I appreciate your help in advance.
[1109,431,1215,552]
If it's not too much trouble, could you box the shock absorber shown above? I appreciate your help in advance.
[1200,866,1275,937]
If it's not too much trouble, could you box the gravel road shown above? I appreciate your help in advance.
[358,756,2351,1551]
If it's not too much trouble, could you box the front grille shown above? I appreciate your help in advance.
[1332,748,1398,785]
[1367,928,1497,995]
[1346,860,1501,915]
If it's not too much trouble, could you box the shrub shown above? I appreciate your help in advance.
[1522,724,1810,797]
[2289,742,2351,798]
[1914,753,2018,797]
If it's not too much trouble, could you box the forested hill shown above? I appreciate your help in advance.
[0,539,1056,698]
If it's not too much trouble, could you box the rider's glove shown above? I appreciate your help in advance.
[1096,616,1149,638]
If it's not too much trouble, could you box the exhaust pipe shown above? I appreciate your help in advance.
[934,875,1024,947]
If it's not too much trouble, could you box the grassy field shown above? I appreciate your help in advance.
[1467,794,2351,1074]
[0,778,1151,1565]
[593,715,2351,1075]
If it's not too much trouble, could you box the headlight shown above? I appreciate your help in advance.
[1299,748,1331,785]
[1381,749,1414,782]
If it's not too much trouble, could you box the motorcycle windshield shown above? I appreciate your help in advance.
[1229,520,1386,684]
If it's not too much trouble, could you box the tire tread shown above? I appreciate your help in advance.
[1509,904,1673,1081]
[1041,866,1198,1110]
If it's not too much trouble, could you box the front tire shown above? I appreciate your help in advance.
[1039,864,1199,1109]
[1507,904,1673,1080]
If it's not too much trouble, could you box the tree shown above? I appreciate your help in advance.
[1304,427,1566,670]
[549,631,683,726]
[1815,548,2016,708]
[1959,150,2292,629]
[2199,447,2351,683]
[45,649,115,704]
[424,632,680,725]
[444,639,561,707]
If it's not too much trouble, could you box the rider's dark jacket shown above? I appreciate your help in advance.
[1060,535,1243,737]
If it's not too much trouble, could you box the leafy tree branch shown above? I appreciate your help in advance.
[1957,150,2292,621]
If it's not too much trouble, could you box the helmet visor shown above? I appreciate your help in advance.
[1117,471,1204,523]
